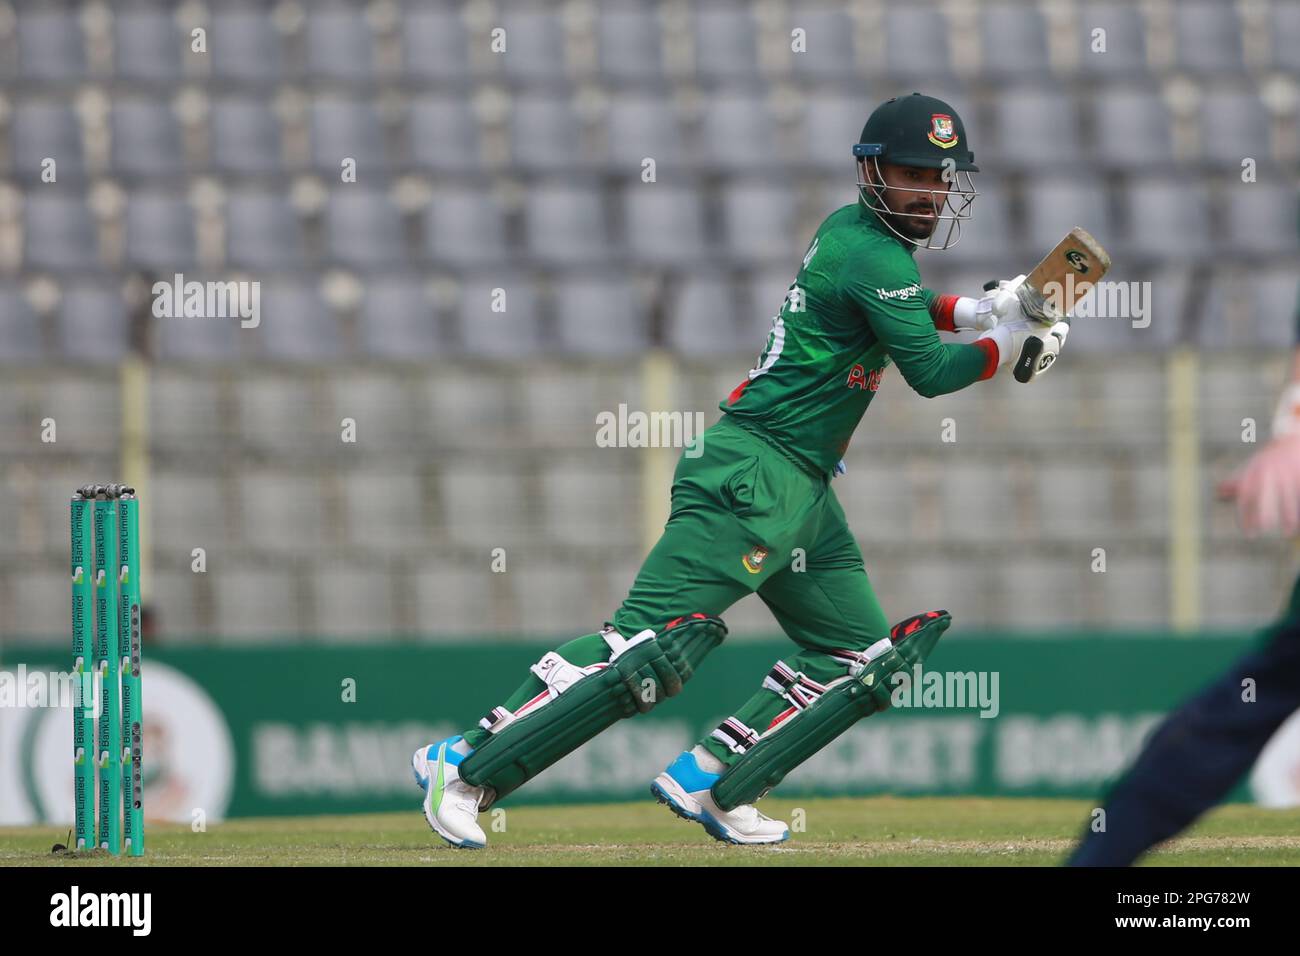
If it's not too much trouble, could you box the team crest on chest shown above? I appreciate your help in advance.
[928,113,957,148]
[742,545,770,574]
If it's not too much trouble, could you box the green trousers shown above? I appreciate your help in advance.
[462,416,890,768]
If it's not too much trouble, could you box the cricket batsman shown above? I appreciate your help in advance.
[414,93,1070,847]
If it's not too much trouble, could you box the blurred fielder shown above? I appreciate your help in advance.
[1070,337,1300,866]
[414,93,1070,848]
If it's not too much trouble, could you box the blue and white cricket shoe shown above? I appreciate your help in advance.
[651,749,789,845]
[412,736,488,849]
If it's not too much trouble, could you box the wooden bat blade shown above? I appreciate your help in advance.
[1018,227,1112,321]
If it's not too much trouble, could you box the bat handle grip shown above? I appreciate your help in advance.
[1013,337,1044,384]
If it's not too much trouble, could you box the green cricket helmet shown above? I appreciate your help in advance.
[853,93,979,251]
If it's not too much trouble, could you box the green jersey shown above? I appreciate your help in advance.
[721,199,992,476]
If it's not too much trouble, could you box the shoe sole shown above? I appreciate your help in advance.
[412,748,484,850]
[649,777,788,846]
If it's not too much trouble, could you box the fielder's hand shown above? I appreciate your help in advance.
[1217,384,1300,536]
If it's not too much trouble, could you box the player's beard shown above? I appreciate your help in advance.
[885,195,942,241]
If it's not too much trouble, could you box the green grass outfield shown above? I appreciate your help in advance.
[4,797,1300,866]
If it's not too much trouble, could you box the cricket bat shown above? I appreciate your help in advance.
[984,227,1111,383]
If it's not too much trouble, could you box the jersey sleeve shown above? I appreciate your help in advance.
[841,255,997,397]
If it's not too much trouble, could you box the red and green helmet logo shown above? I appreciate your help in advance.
[928,113,957,148]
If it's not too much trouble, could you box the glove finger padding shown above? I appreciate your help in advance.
[1013,320,1069,383]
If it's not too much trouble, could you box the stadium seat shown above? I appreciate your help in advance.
[693,3,761,80]
[883,5,954,82]
[1198,88,1270,168]
[210,98,284,176]
[226,189,307,270]
[310,97,388,173]
[57,284,129,364]
[239,470,328,555]
[235,374,319,451]
[154,299,242,359]
[0,284,44,362]
[803,94,871,171]
[425,366,516,446]
[23,193,100,272]
[992,554,1091,628]
[941,460,1017,543]
[604,92,690,170]
[402,3,472,82]
[1076,2,1148,77]
[499,8,569,81]
[329,372,419,450]
[787,5,857,80]
[1033,461,1119,541]
[1252,269,1300,347]
[312,565,396,641]
[147,370,225,452]
[525,184,614,265]
[1273,0,1300,72]
[699,92,781,169]
[424,187,510,267]
[312,564,397,639]
[992,88,1082,167]
[408,96,483,173]
[508,562,606,636]
[539,456,638,549]
[325,189,407,268]
[151,274,243,362]
[213,566,304,639]
[931,179,1014,266]
[11,101,84,179]
[597,3,665,81]
[359,278,440,359]
[980,1,1052,79]
[342,471,427,551]
[1022,177,1111,253]
[1124,179,1211,259]
[833,459,915,544]
[1219,181,1299,257]
[411,562,499,637]
[111,100,185,178]
[255,280,346,361]
[426,184,506,267]
[17,8,85,81]
[717,180,795,264]
[211,7,283,83]
[719,181,799,263]
[1091,87,1174,168]
[552,274,649,355]
[456,274,541,357]
[305,5,376,81]
[113,6,184,82]
[1173,1,1244,73]
[622,183,709,267]
[666,274,742,355]
[150,471,230,551]
[1201,555,1293,627]
[437,463,529,550]
[124,190,197,270]
[510,93,585,172]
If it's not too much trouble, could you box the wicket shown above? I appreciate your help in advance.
[70,483,144,856]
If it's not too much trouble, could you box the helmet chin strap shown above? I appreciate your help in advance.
[856,156,976,252]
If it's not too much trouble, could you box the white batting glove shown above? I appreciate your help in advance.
[977,317,1069,379]
[950,275,1027,333]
